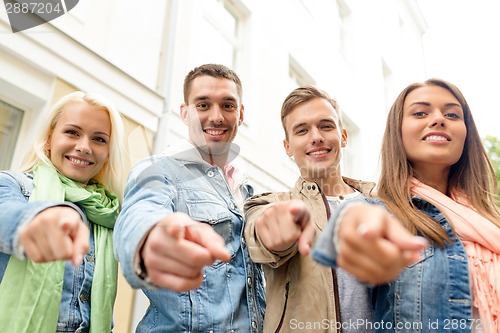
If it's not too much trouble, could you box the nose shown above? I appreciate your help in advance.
[208,105,224,124]
[75,137,91,155]
[429,111,445,128]
[310,127,324,144]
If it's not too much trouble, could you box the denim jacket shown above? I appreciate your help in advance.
[0,171,97,333]
[114,141,266,332]
[313,197,472,333]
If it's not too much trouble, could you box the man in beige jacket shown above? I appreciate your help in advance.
[244,85,376,333]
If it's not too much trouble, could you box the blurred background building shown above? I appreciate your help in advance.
[1,0,429,331]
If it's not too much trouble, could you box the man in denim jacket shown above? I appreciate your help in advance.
[114,64,265,332]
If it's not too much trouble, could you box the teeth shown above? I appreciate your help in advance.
[206,130,224,135]
[309,150,329,155]
[69,157,91,165]
[425,135,448,141]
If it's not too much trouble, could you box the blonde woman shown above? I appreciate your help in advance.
[0,91,125,333]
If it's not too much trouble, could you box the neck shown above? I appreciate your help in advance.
[414,165,450,195]
[197,148,228,169]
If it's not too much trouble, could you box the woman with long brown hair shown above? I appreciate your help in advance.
[314,78,500,333]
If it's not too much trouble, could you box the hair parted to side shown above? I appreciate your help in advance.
[183,64,243,103]
[281,85,342,139]
[378,78,500,245]
[19,91,126,199]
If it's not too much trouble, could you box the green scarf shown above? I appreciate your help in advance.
[0,162,119,332]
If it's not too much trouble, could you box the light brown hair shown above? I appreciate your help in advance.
[378,78,500,244]
[281,85,342,139]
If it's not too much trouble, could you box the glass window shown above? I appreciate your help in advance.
[288,56,315,90]
[0,100,24,169]
[196,0,244,69]
[337,0,353,60]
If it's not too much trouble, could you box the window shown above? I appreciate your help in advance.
[196,0,247,69]
[0,100,24,169]
[382,59,394,112]
[288,56,315,91]
[340,114,357,176]
[337,0,353,60]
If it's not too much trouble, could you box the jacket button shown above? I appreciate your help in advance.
[79,293,87,302]
[312,185,316,190]
[307,186,311,190]
[247,277,252,285]
[251,321,257,329]
[207,170,215,177]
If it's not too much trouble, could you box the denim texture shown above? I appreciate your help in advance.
[313,197,472,333]
[114,142,265,333]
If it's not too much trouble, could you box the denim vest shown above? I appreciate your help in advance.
[114,146,266,332]
[0,171,97,333]
[313,197,472,333]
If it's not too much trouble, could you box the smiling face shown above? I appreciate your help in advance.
[180,75,244,165]
[47,102,111,184]
[283,97,347,181]
[402,85,467,177]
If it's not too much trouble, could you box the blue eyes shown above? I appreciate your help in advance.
[64,130,107,144]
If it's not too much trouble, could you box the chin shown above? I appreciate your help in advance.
[207,143,231,155]
[65,172,90,184]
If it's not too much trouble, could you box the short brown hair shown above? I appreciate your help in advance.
[183,64,243,103]
[281,85,341,139]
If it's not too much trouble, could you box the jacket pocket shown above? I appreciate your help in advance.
[186,199,235,267]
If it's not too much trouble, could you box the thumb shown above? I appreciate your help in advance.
[70,224,90,267]
[288,200,310,229]
[357,210,428,252]
[60,216,79,234]
[160,212,194,240]
[384,216,428,251]
[297,222,316,255]
[59,211,89,267]
[185,224,231,262]
[163,221,187,241]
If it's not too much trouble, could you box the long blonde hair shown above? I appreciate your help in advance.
[378,78,500,244]
[20,91,125,198]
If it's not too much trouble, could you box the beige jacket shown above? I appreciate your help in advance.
[244,177,375,333]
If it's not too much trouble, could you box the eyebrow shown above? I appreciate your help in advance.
[65,124,110,137]
[409,101,462,108]
[291,118,336,131]
[192,96,237,103]
[291,122,308,132]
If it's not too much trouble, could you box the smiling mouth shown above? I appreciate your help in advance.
[204,129,226,136]
[67,156,94,165]
[307,149,330,156]
[423,135,450,142]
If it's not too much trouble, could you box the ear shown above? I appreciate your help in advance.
[180,103,189,125]
[283,139,292,157]
[238,104,245,125]
[341,129,348,147]
[45,134,51,153]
